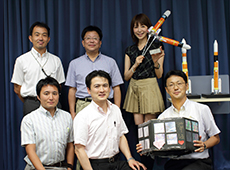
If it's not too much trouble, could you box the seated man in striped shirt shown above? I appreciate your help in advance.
[21,77,74,170]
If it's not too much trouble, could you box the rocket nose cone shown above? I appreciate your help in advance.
[214,40,218,52]
[164,10,171,17]
[181,38,186,44]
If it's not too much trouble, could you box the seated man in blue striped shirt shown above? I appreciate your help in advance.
[21,77,74,170]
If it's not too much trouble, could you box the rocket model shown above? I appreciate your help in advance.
[143,10,170,56]
[181,38,191,94]
[182,39,188,78]
[143,10,192,57]
[148,10,171,36]
[156,36,191,50]
[213,40,220,94]
[142,29,162,56]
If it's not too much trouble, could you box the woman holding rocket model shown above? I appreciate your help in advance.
[123,13,165,125]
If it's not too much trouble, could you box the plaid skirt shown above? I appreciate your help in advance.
[123,77,165,114]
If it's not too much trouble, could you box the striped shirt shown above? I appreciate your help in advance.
[21,105,73,166]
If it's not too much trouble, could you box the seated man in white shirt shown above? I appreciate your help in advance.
[21,77,74,170]
[137,70,220,170]
[73,70,146,170]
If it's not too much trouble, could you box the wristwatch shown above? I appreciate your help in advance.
[203,143,206,150]
[154,63,160,69]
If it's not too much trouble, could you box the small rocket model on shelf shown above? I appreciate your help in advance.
[181,38,192,94]
[211,40,222,94]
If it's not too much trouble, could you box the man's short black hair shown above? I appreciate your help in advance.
[29,21,50,36]
[81,25,103,40]
[85,70,111,89]
[36,77,60,97]
[164,70,188,87]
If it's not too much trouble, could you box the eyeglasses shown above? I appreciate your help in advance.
[84,37,100,41]
[167,82,185,89]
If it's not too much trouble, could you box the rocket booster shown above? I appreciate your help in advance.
[213,40,219,93]
[156,36,191,50]
[181,38,188,79]
[148,10,171,36]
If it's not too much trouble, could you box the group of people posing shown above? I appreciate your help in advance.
[11,13,220,170]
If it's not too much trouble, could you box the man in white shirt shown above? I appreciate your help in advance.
[21,77,74,170]
[73,70,146,170]
[137,70,220,170]
[11,22,65,116]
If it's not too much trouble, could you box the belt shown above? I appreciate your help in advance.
[77,98,92,102]
[44,161,73,169]
[89,153,119,164]
[24,96,38,101]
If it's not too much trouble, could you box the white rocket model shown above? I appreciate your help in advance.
[211,40,221,93]
[181,38,191,94]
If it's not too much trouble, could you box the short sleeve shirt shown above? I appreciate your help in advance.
[65,53,123,98]
[11,48,65,97]
[158,99,220,159]
[125,41,163,79]
[21,106,73,166]
[73,100,128,159]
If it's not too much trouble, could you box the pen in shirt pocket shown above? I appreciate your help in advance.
[114,121,116,127]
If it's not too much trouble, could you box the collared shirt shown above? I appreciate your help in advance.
[11,47,65,97]
[125,41,163,80]
[73,100,128,159]
[158,98,220,159]
[65,52,123,98]
[21,105,73,166]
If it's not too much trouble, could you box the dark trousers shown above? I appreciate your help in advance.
[23,97,40,116]
[164,157,213,170]
[80,160,134,170]
[92,161,133,170]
